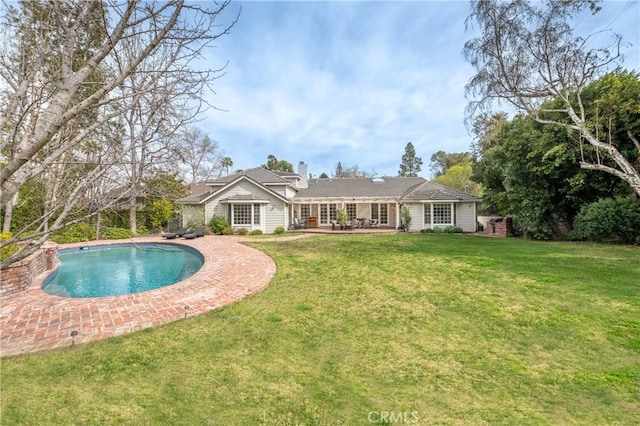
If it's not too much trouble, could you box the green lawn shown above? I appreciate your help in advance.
[2,234,639,425]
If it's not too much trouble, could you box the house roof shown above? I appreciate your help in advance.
[401,181,482,202]
[188,181,210,196]
[178,168,293,205]
[178,168,481,204]
[178,191,212,204]
[296,177,426,199]
[206,167,295,186]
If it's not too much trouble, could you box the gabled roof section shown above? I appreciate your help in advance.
[177,191,212,204]
[401,181,481,202]
[206,167,295,186]
[178,169,292,205]
[188,181,210,196]
[296,177,426,198]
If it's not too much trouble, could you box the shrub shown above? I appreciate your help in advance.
[274,226,285,235]
[570,197,640,244]
[51,223,96,244]
[186,210,206,231]
[421,228,442,234]
[102,227,134,240]
[336,208,349,226]
[236,227,249,235]
[222,227,235,235]
[145,197,176,231]
[443,225,463,233]
[209,215,230,235]
[0,232,18,262]
[249,230,263,235]
[401,206,412,232]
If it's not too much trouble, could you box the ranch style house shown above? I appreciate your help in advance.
[177,162,481,233]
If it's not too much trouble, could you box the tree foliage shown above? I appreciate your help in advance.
[429,151,472,178]
[473,113,629,239]
[398,142,423,177]
[333,162,376,178]
[433,162,481,196]
[261,155,294,173]
[145,198,176,232]
[464,0,640,195]
[220,157,234,177]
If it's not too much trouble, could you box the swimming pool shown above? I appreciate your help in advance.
[42,243,204,298]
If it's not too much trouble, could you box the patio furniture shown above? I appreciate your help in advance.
[162,227,188,239]
[307,216,318,228]
[183,228,205,239]
[330,220,338,230]
[369,219,378,227]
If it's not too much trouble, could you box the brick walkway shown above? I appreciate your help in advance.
[0,235,311,358]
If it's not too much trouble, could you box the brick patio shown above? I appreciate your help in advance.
[0,235,306,358]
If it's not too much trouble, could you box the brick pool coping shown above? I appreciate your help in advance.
[0,235,312,358]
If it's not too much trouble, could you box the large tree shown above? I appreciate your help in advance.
[0,0,236,268]
[464,0,640,196]
[220,157,234,177]
[433,161,481,196]
[333,162,376,178]
[398,142,423,177]
[175,127,223,184]
[429,151,473,178]
[261,155,294,173]
[473,113,629,239]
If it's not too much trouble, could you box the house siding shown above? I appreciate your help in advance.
[205,200,226,224]
[264,202,287,233]
[456,202,477,232]
[406,203,423,232]
[202,181,289,233]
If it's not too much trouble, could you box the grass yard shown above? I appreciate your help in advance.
[1,234,639,425]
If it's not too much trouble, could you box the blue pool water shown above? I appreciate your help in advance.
[42,243,204,298]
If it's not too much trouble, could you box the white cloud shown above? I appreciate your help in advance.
[202,0,639,177]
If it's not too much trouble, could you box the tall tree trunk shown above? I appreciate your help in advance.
[2,193,18,232]
[129,195,137,235]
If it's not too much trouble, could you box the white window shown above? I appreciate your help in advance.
[433,203,452,224]
[379,204,388,224]
[371,203,379,220]
[231,204,261,226]
[346,203,357,220]
[300,204,310,219]
[329,204,337,221]
[320,204,327,223]
[253,204,261,225]
[424,203,454,226]
[233,205,251,225]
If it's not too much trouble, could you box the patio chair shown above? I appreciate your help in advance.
[162,227,188,239]
[183,228,205,239]
[330,220,338,230]
[369,219,378,228]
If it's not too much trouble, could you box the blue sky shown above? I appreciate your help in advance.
[203,1,640,178]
